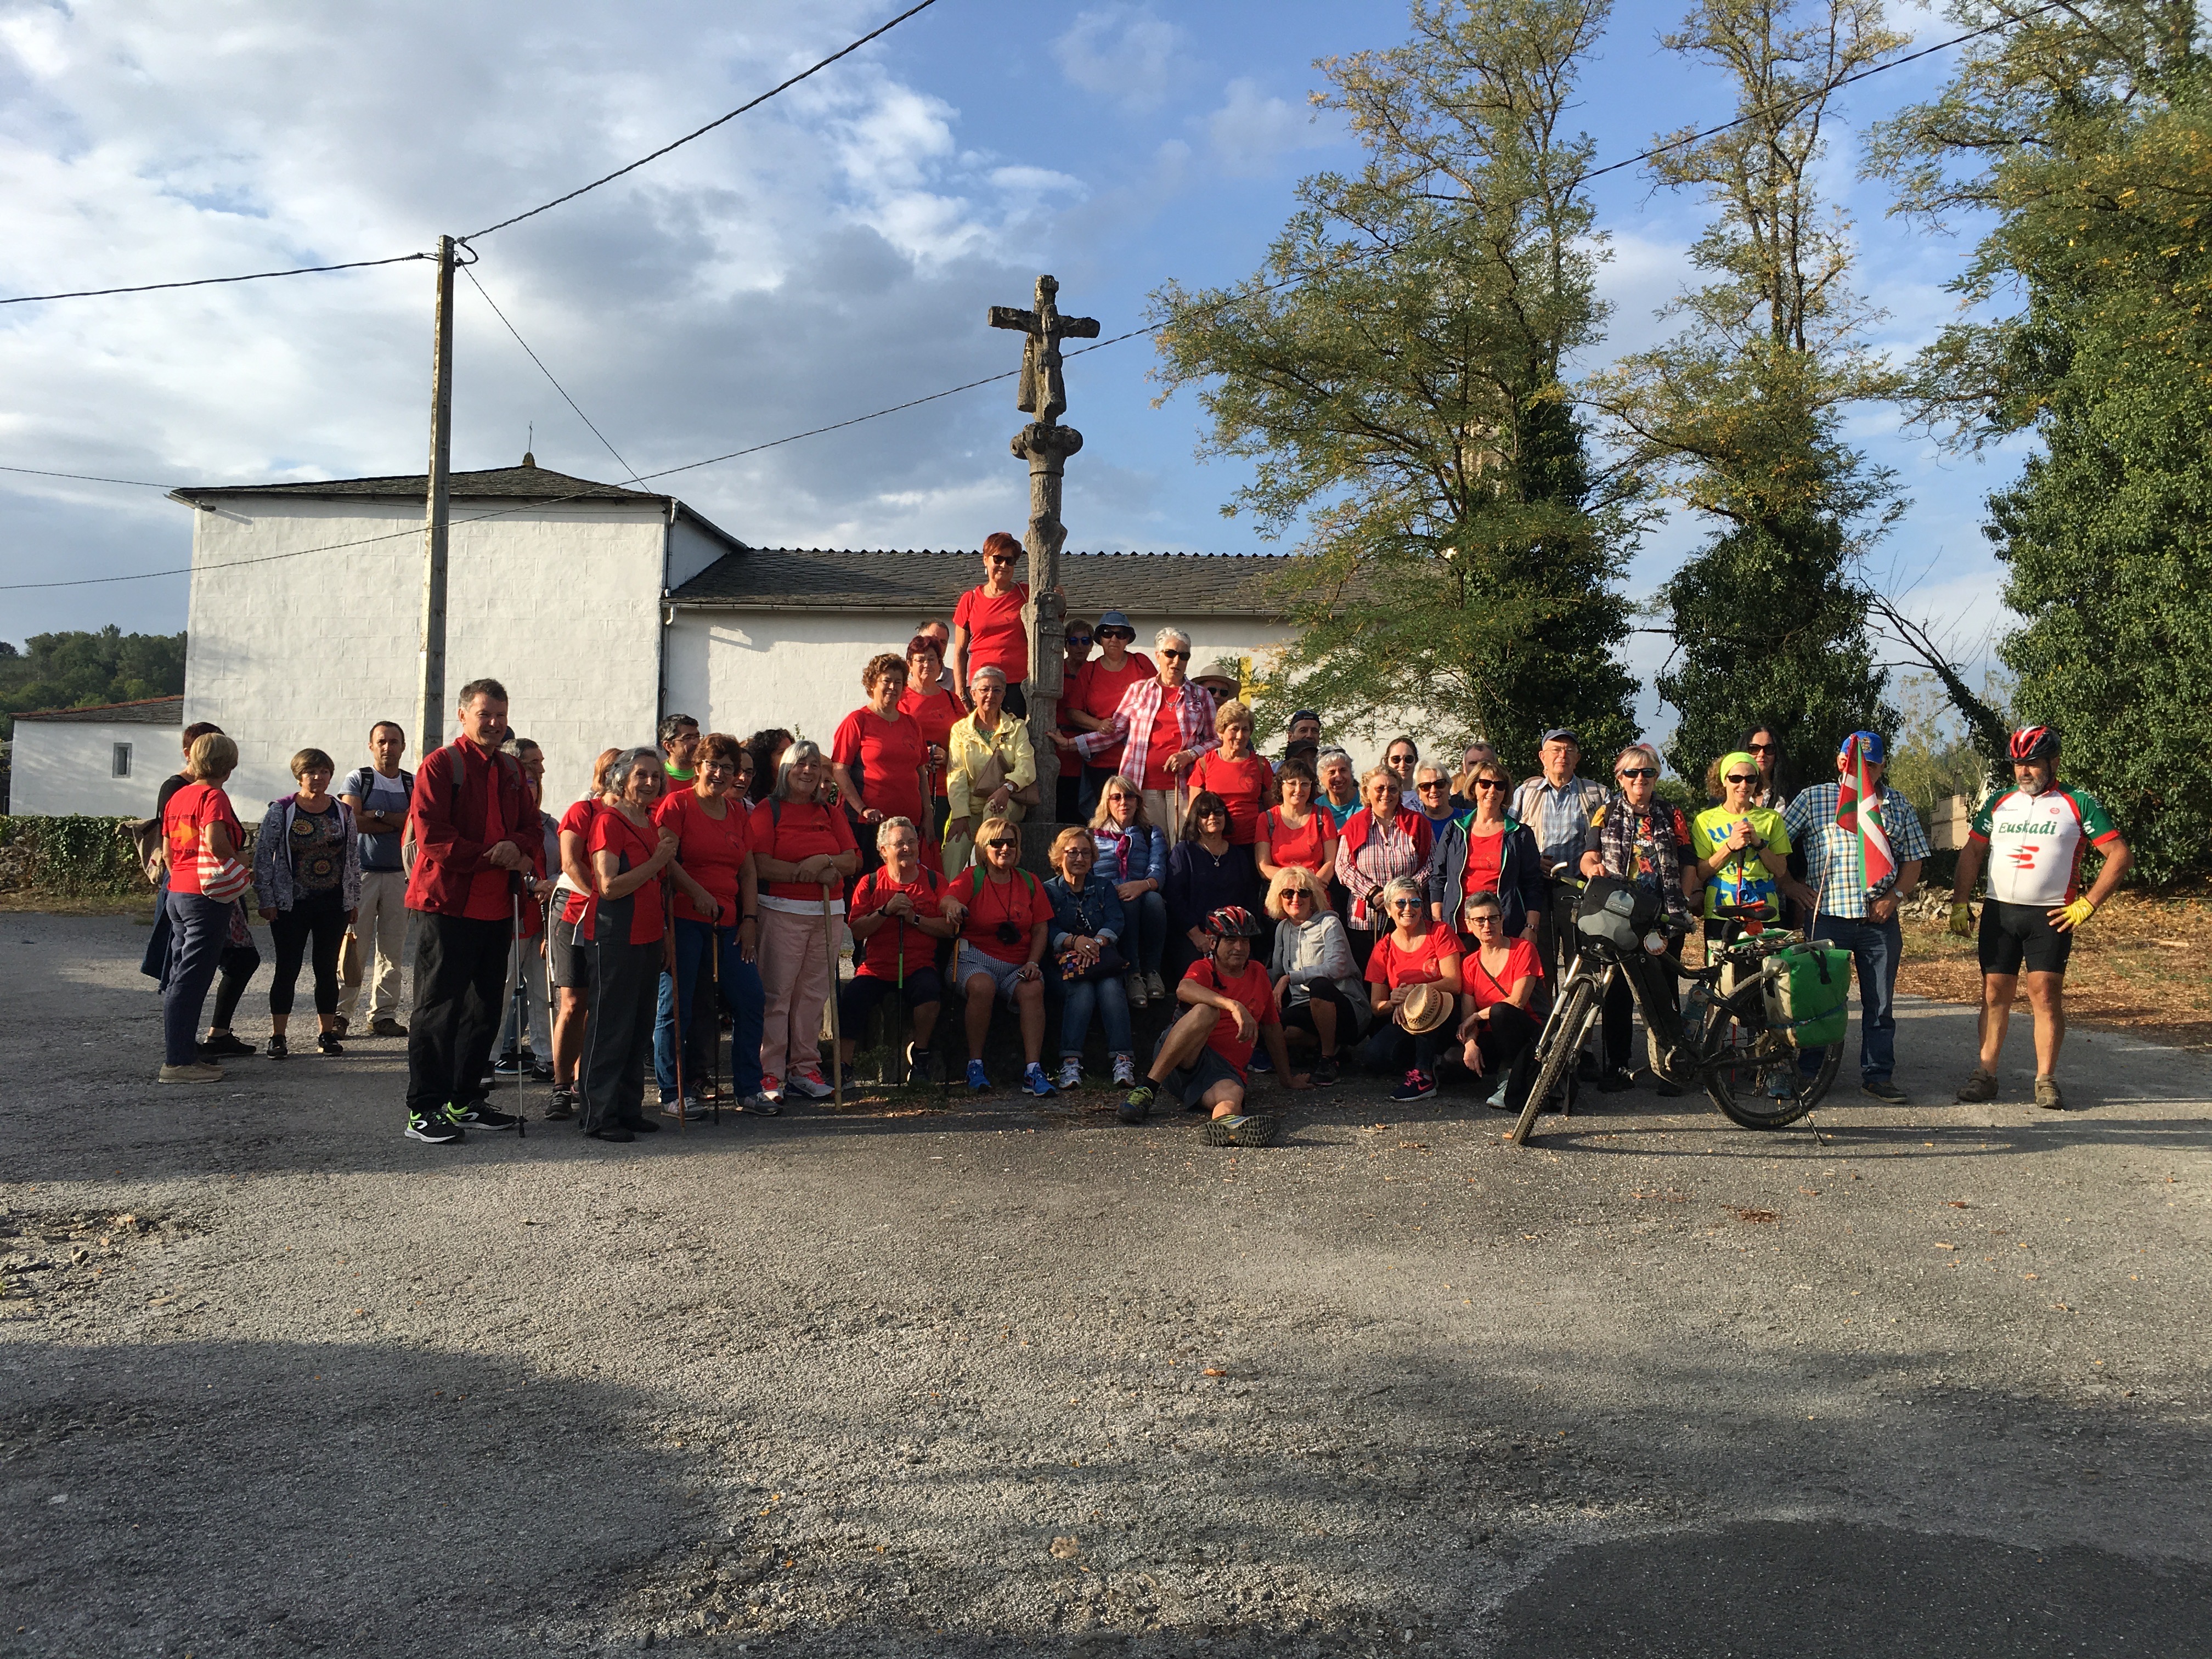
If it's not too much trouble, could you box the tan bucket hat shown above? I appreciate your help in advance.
[1395,981,1455,1035]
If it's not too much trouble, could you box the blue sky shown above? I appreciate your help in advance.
[0,0,2012,735]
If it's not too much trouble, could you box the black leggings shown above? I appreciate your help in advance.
[269,889,347,1018]
[210,940,262,1031]
[1282,979,1359,1056]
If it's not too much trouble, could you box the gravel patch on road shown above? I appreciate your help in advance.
[5,913,2209,1656]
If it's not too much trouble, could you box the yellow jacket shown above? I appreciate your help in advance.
[946,711,1036,821]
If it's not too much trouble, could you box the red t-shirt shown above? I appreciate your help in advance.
[832,706,928,825]
[1365,925,1463,991]
[954,583,1030,684]
[897,684,961,798]
[948,866,1048,964]
[1259,805,1336,874]
[163,782,244,895]
[1141,703,1185,791]
[558,798,600,924]
[1465,936,1543,1011]
[1187,752,1274,845]
[653,789,750,926]
[1069,653,1155,769]
[1461,822,1507,895]
[751,799,858,903]
[850,867,944,980]
[585,809,666,946]
[1181,956,1280,1073]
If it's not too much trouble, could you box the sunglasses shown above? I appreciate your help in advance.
[1725,773,1760,786]
[1617,768,1657,780]
[985,838,1019,850]
[1387,753,1416,765]
[986,554,1016,565]
[1282,890,1312,905]
[1473,779,1505,792]
[1748,742,1778,753]
[1467,911,1502,925]
[1066,635,1093,647]
[1417,781,1449,792]
[1159,648,1189,660]
[1387,896,1424,910]
[1098,629,1135,641]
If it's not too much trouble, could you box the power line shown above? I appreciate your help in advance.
[0,2,943,307]
[461,264,642,485]
[462,0,943,243]
[2,462,172,488]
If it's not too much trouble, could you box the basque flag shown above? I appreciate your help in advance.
[1836,733,1895,895]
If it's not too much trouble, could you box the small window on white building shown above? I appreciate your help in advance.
[112,742,133,778]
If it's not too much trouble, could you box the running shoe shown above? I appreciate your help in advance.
[1594,1068,1633,1093]
[1111,1054,1137,1087]
[492,1053,524,1077]
[787,1069,835,1101]
[1311,1057,1339,1088]
[157,1062,223,1085]
[317,1032,343,1057]
[906,1048,934,1089]
[1024,1063,1057,1098]
[266,1034,289,1060]
[756,1075,785,1103]
[199,1032,253,1059]
[447,1100,521,1131]
[659,1096,703,1120]
[1119,1082,1155,1124]
[742,1091,783,1115]
[406,1112,464,1144]
[1391,1069,1436,1103]
[1861,1079,1909,1104]
[1055,1058,1083,1090]
[545,1088,578,1121]
[967,1060,991,1092]
[1203,1113,1278,1148]
[587,1125,635,1143]
[1248,1049,1273,1074]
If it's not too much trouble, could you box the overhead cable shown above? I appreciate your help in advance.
[461,265,643,485]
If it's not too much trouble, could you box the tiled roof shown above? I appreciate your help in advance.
[11,694,185,725]
[668,548,1284,618]
[169,464,663,505]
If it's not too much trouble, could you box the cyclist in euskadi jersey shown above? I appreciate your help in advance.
[1946,726,2132,1111]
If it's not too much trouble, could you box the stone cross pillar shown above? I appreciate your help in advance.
[988,275,1099,853]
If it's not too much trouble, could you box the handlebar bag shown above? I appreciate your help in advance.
[1763,942,1853,1048]
[1576,874,1659,951]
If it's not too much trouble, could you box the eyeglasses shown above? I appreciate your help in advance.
[1417,781,1449,793]
[985,838,1019,850]
[1473,779,1506,792]
[1617,768,1657,780]
[1466,912,1502,926]
[1159,648,1188,660]
[1725,773,1760,786]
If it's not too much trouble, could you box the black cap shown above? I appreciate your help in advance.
[1288,709,1322,729]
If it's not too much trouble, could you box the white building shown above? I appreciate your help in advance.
[8,695,184,815]
[168,461,1299,813]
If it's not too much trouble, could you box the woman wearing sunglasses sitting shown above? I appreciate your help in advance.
[944,813,1057,1097]
[1576,744,1701,1094]
[1361,874,1464,1102]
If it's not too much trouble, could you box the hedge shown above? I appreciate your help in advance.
[0,815,158,898]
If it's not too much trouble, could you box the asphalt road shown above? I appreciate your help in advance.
[4,912,2208,1657]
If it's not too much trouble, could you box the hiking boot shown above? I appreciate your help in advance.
[405,1111,464,1144]
[1023,1063,1058,1098]
[370,1018,408,1038]
[1111,1053,1137,1087]
[317,1032,343,1057]
[545,1088,578,1121]
[2034,1075,2065,1111]
[1861,1079,1909,1104]
[1055,1058,1083,1090]
[1204,1113,1278,1148]
[1119,1082,1156,1124]
[1391,1069,1436,1103]
[157,1061,223,1085]
[332,1015,350,1037]
[1956,1069,1999,1103]
[266,1034,289,1060]
[447,1100,520,1131]
[199,1031,253,1059]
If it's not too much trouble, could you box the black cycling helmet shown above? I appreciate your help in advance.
[1205,905,1265,940]
[2007,724,2060,763]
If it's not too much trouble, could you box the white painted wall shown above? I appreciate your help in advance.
[10,721,183,816]
[183,495,678,812]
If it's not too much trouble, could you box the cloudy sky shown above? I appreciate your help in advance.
[1,0,2015,727]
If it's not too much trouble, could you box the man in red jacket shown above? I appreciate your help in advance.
[402,678,543,1143]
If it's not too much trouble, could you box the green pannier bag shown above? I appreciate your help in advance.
[1761,942,1853,1048]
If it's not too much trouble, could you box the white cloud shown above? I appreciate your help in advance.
[1204,78,1330,178]
[1052,5,1189,114]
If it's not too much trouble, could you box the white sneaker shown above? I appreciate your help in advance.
[1111,1054,1136,1086]
[1056,1058,1083,1090]
[787,1069,835,1100]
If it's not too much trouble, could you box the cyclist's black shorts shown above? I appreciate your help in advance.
[1978,898,2073,978]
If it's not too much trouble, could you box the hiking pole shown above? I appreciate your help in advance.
[822,886,844,1109]
[665,882,687,1134]
[541,891,557,1105]
[706,916,722,1126]
[509,885,528,1141]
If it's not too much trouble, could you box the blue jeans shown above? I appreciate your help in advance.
[1059,970,1132,1062]
[655,917,765,1102]
[1805,911,1901,1083]
[1126,889,1168,975]
[162,890,232,1065]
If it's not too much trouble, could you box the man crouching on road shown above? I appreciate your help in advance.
[402,678,544,1144]
[1120,905,1308,1148]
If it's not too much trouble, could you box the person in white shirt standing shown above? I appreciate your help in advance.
[1948,726,2132,1111]
[338,722,414,1038]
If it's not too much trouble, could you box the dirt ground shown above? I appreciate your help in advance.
[5,912,2210,1657]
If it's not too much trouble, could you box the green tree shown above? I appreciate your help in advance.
[1150,0,1640,769]
[1867,0,2212,884]
[1589,0,1904,789]
[0,626,188,739]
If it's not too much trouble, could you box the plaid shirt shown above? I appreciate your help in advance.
[1511,774,1609,869]
[1073,677,1221,786]
[1785,781,1931,919]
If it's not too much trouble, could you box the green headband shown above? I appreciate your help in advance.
[1719,751,1760,782]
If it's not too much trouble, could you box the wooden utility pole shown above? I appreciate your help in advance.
[415,234,456,753]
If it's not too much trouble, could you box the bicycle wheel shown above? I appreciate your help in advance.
[1510,976,1596,1147]
[1702,1019,1839,1130]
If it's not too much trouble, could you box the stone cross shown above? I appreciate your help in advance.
[988,275,1098,836]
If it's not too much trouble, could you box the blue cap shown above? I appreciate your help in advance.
[1097,610,1133,632]
[1839,730,1886,764]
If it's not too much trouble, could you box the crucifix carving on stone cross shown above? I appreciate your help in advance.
[988,274,1099,832]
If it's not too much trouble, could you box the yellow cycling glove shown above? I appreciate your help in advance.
[1946,901,1974,938]
[2055,896,2096,930]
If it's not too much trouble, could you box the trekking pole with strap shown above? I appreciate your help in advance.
[664,880,687,1133]
[508,882,529,1140]
[541,890,557,1101]
[705,907,722,1126]
[822,884,844,1109]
